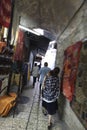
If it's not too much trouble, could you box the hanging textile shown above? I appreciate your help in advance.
[23,32,30,62]
[62,41,82,101]
[0,0,12,28]
[0,92,17,117]
[14,29,24,61]
[0,41,6,53]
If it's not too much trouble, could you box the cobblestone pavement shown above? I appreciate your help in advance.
[0,77,70,130]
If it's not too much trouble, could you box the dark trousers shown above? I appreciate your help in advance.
[33,77,37,86]
[39,83,42,93]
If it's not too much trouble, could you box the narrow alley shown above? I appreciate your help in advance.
[0,76,70,130]
[0,0,87,130]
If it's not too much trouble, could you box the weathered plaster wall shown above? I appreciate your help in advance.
[56,1,87,130]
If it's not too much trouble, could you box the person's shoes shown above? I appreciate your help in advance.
[48,122,52,130]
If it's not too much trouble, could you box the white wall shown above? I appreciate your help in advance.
[42,48,57,69]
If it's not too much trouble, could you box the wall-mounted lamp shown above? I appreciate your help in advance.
[19,25,41,36]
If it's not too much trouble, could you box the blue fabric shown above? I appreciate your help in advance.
[39,67,51,84]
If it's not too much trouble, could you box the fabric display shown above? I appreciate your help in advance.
[75,41,87,103]
[0,77,9,92]
[23,32,30,62]
[0,73,21,117]
[11,73,20,86]
[13,29,24,61]
[62,41,82,101]
[0,92,17,116]
[0,41,6,53]
[0,0,12,28]
[27,63,30,81]
[71,41,87,129]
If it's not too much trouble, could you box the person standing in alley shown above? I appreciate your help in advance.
[39,62,51,91]
[32,63,39,87]
[41,67,60,130]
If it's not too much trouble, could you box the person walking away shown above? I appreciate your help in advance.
[42,67,60,130]
[32,63,39,87]
[39,62,51,91]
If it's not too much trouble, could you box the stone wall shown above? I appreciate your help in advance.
[56,1,87,130]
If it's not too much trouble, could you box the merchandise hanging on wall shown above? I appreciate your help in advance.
[13,29,24,61]
[71,41,87,129]
[0,41,6,53]
[0,0,12,28]
[62,41,82,101]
